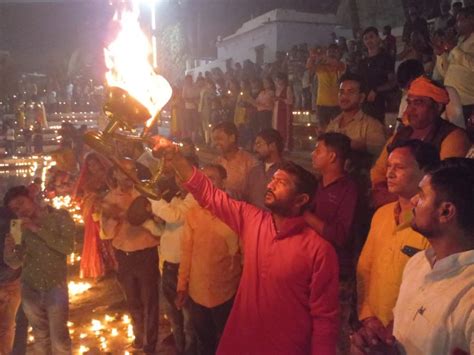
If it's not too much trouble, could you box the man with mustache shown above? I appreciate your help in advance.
[304,132,359,353]
[152,137,340,354]
[355,139,439,349]
[352,158,474,354]
[326,73,386,163]
[244,128,284,209]
[371,76,471,208]
[212,121,257,200]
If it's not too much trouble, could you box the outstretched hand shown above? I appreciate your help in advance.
[149,136,194,182]
[150,136,178,158]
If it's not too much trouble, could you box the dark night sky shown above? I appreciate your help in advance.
[0,0,338,74]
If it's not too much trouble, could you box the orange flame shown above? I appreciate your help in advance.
[104,0,172,126]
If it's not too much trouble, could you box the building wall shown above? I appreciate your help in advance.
[186,9,339,78]
[216,23,278,65]
[275,22,335,50]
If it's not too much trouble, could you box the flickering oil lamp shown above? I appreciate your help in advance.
[84,0,173,200]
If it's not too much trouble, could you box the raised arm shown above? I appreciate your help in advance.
[152,138,260,236]
[149,193,196,224]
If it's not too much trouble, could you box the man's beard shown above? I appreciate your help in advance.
[264,191,293,216]
[411,220,436,239]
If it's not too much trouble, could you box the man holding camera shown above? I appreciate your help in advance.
[3,186,75,355]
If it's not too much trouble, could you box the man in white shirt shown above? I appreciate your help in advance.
[149,172,197,354]
[351,158,474,355]
[435,6,474,138]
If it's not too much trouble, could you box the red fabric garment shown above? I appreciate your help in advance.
[75,153,116,279]
[273,85,294,150]
[183,168,340,355]
[79,211,105,278]
[73,152,112,199]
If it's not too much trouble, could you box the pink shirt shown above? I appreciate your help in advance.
[184,168,340,355]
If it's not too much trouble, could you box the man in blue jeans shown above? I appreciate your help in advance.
[3,186,75,355]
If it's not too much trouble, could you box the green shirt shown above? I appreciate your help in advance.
[19,208,75,291]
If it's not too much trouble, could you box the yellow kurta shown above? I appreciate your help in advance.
[357,202,430,326]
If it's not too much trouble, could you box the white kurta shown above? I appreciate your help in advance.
[393,248,474,355]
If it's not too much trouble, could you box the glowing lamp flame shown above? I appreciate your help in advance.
[104,1,172,127]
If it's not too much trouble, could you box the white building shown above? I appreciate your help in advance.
[186,8,339,77]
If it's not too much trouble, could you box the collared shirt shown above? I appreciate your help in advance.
[101,188,161,252]
[393,249,474,354]
[312,175,359,278]
[437,33,474,105]
[357,202,429,326]
[150,193,197,264]
[5,208,75,291]
[326,110,386,157]
[177,205,242,308]
[243,161,280,209]
[184,168,340,355]
[214,148,258,200]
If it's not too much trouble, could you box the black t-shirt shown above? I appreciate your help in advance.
[357,51,395,93]
[357,50,395,120]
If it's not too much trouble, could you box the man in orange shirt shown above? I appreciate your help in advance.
[176,164,242,355]
[357,140,439,341]
[212,121,258,200]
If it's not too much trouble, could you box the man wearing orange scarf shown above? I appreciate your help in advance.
[371,76,471,208]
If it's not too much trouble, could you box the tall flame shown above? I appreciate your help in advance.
[104,0,172,126]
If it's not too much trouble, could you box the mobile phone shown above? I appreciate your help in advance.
[401,245,421,257]
[10,219,22,245]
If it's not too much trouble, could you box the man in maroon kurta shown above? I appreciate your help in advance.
[153,138,340,355]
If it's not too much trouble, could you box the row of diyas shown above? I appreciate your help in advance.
[74,313,134,353]
[27,279,135,354]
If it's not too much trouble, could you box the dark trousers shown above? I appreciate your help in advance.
[12,304,28,355]
[116,247,160,353]
[188,296,234,355]
[316,105,341,128]
[162,261,196,355]
[250,110,272,141]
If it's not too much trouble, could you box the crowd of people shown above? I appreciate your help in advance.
[0,2,474,355]
[169,1,474,151]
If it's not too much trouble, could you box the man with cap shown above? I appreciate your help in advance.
[371,76,471,208]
